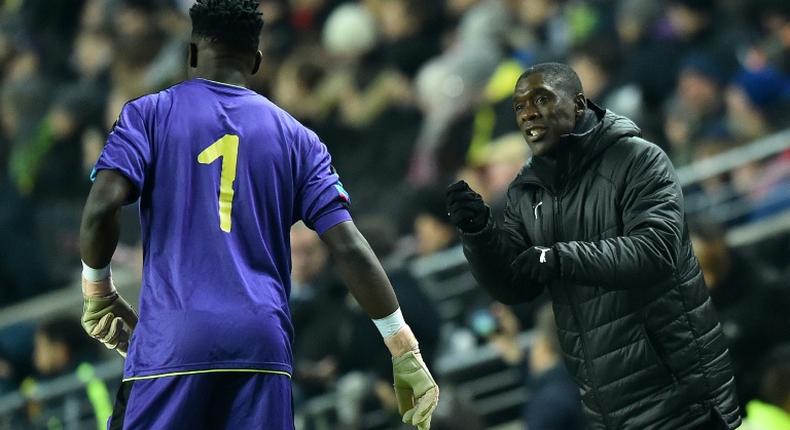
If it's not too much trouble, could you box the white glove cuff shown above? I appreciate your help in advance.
[82,261,111,282]
[373,307,406,339]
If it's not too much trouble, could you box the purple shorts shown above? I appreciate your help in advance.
[108,372,293,429]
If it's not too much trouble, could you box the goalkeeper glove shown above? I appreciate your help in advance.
[81,263,137,357]
[384,325,440,430]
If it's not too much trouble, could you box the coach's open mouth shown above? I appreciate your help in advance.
[525,126,547,142]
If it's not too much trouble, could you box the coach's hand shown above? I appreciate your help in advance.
[511,246,559,284]
[81,278,138,357]
[446,180,489,234]
[385,325,439,430]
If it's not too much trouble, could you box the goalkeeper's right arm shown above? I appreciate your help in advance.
[320,221,439,430]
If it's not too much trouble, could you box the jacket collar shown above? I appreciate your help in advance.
[512,100,639,193]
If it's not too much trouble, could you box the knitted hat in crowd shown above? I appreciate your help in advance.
[668,0,715,12]
[680,53,728,87]
[733,66,790,110]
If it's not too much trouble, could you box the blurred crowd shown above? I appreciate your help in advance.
[1,0,790,428]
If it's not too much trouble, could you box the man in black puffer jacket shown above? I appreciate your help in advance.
[447,63,740,429]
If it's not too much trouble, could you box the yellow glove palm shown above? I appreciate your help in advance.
[393,350,439,430]
[385,325,439,429]
[81,291,138,357]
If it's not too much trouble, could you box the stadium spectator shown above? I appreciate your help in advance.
[476,132,530,218]
[510,0,568,62]
[354,215,441,366]
[428,394,486,430]
[23,315,109,430]
[749,148,790,221]
[30,317,95,383]
[289,222,351,403]
[103,0,184,130]
[18,0,85,77]
[567,43,621,109]
[448,63,741,429]
[408,0,506,185]
[754,0,790,74]
[691,223,790,406]
[272,48,329,125]
[685,136,790,226]
[314,3,423,212]
[615,0,663,51]
[0,181,53,303]
[663,54,727,166]
[460,57,526,170]
[374,0,441,78]
[523,304,584,430]
[1,79,91,281]
[474,303,524,366]
[664,0,743,81]
[252,0,296,94]
[724,63,790,142]
[410,186,459,257]
[289,0,340,36]
[0,356,13,398]
[739,346,790,430]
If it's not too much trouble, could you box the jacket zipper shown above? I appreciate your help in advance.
[553,193,612,427]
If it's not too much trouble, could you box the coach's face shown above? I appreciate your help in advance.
[513,73,582,157]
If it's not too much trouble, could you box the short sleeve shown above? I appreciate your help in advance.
[92,100,151,204]
[294,126,351,234]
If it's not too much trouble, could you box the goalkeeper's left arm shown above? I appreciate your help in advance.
[321,222,439,430]
[79,170,138,357]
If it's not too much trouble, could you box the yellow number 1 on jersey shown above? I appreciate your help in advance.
[197,134,239,232]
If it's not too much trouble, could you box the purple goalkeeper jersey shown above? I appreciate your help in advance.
[93,78,351,380]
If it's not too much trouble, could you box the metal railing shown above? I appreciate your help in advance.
[0,361,122,417]
[0,269,140,332]
[678,128,790,226]
[676,129,790,186]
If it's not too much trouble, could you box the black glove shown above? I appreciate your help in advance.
[446,181,489,233]
[511,246,559,284]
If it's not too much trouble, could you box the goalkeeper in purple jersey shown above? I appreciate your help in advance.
[78,1,438,429]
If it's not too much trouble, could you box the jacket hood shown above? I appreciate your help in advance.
[513,101,641,192]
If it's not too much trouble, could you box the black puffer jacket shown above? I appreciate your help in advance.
[461,103,740,429]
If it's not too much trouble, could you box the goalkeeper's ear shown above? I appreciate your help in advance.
[251,50,262,75]
[189,43,198,68]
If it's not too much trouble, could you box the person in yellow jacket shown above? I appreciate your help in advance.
[740,347,790,430]
[22,316,112,430]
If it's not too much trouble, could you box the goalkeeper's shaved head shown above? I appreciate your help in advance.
[190,0,263,53]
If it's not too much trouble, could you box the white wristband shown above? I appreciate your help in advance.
[81,260,111,282]
[373,308,406,339]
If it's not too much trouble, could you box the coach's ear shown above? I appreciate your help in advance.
[251,50,262,75]
[189,43,198,68]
